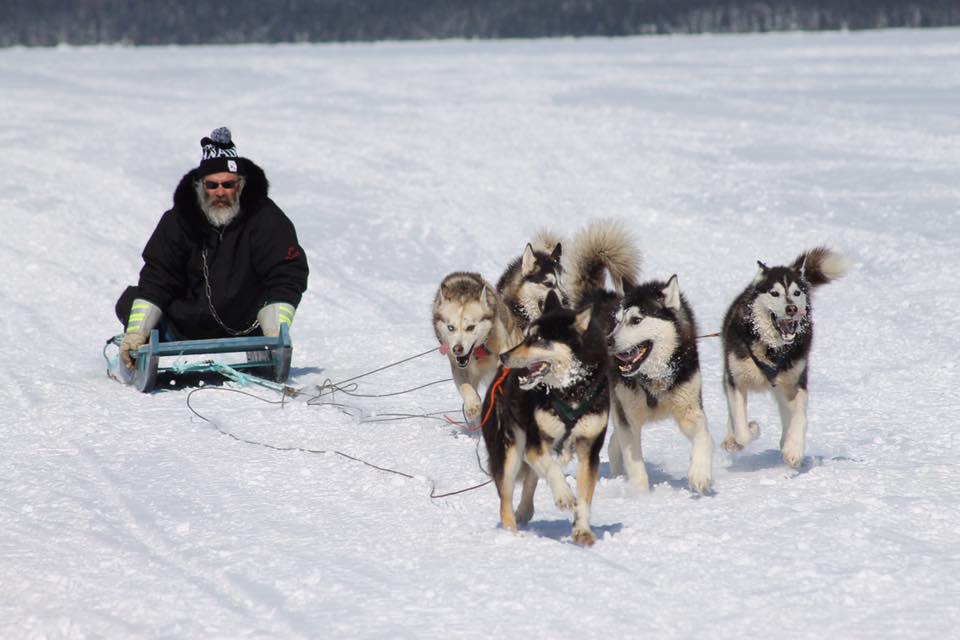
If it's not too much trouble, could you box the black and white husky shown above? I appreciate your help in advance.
[564,221,712,494]
[497,232,567,331]
[721,247,849,467]
[481,291,610,546]
[606,276,714,493]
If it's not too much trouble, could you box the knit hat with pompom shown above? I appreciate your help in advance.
[197,127,242,176]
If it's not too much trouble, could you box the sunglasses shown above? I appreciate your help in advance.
[203,180,238,190]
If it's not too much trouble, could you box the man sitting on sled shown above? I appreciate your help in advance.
[114,127,309,370]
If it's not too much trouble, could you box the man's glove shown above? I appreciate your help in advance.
[120,333,148,369]
[257,302,296,337]
[121,299,162,368]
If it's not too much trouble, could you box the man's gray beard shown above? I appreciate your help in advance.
[195,181,243,228]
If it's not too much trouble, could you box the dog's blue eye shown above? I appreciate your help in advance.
[447,324,455,332]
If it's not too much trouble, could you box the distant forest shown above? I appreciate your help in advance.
[2,1,958,47]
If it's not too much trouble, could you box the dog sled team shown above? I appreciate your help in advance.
[432,220,848,546]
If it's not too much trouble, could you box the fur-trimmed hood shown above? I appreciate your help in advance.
[170,158,270,235]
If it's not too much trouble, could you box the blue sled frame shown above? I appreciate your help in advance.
[131,324,292,393]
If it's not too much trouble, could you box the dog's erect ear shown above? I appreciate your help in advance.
[543,289,563,313]
[550,242,562,264]
[480,285,497,312]
[753,260,769,284]
[621,279,637,296]
[439,282,452,301]
[574,306,593,334]
[791,253,807,277]
[521,243,536,276]
[661,275,681,310]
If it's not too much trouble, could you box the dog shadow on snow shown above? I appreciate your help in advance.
[599,461,700,493]
[725,448,859,475]
[516,463,700,543]
[523,519,624,543]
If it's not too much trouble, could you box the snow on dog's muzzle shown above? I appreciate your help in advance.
[614,340,651,377]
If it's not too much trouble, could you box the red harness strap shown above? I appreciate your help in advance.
[438,343,491,359]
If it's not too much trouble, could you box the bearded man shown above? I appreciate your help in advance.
[114,127,309,368]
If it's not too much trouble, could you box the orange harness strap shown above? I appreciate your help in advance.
[477,367,511,430]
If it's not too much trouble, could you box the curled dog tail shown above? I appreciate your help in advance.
[566,219,642,306]
[797,246,850,287]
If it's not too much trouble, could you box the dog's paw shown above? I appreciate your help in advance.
[515,504,534,526]
[721,436,743,452]
[727,421,760,450]
[572,527,596,547]
[687,471,712,495]
[628,474,651,494]
[782,443,805,469]
[554,491,577,512]
[608,459,624,477]
[462,399,482,425]
[620,459,650,493]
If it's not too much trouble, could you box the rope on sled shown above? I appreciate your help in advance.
[171,359,291,393]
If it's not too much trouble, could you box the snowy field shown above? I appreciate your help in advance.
[2,27,959,639]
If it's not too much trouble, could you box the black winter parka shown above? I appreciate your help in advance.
[135,159,309,340]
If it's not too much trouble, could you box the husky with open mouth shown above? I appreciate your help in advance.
[433,272,522,427]
[606,275,714,494]
[721,247,849,467]
[481,291,611,546]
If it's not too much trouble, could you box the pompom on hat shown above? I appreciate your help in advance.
[197,126,242,176]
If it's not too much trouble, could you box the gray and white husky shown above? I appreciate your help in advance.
[721,247,849,467]
[606,275,714,494]
[433,272,522,427]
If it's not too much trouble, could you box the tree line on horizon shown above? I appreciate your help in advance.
[2,0,958,47]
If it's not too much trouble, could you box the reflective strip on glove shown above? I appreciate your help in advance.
[126,299,162,336]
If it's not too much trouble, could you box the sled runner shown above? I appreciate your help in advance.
[124,324,292,392]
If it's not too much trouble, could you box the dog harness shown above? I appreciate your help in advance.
[748,345,792,385]
[550,374,608,454]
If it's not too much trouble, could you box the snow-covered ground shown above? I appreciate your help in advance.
[2,27,959,639]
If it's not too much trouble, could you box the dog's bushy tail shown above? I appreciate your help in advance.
[566,219,642,306]
[531,228,565,254]
[799,246,850,287]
